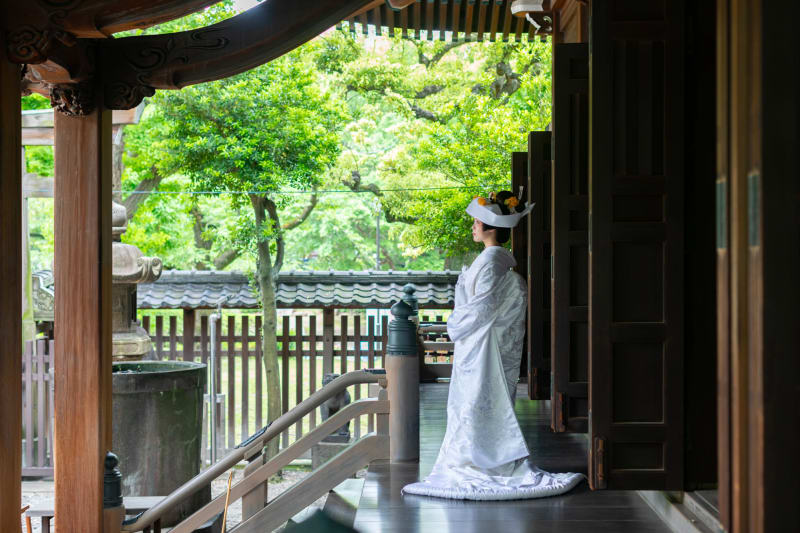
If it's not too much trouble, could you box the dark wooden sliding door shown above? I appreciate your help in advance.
[551,42,589,433]
[511,151,529,385]
[525,133,551,401]
[588,0,685,490]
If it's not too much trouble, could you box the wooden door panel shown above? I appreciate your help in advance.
[525,133,551,400]
[588,0,684,490]
[552,42,589,433]
[511,151,529,384]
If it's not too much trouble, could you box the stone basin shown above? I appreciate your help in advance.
[112,360,208,525]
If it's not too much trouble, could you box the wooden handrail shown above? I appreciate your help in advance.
[232,434,389,533]
[419,324,448,333]
[171,397,389,533]
[121,369,386,532]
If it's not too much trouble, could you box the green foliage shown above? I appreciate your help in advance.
[114,1,237,36]
[315,30,362,73]
[115,24,552,272]
[343,35,552,260]
[124,43,345,262]
[28,198,54,272]
[21,93,50,110]
[21,93,55,176]
[282,189,443,271]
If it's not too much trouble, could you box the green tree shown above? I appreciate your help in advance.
[144,48,344,457]
[334,32,552,264]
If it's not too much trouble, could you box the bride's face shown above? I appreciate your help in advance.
[472,218,491,242]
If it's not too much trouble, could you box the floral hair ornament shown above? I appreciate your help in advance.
[466,190,535,229]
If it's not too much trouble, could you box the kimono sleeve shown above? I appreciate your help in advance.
[446,263,503,342]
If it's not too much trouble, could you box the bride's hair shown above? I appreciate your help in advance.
[478,190,516,244]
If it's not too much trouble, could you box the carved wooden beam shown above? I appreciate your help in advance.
[3,1,217,56]
[97,0,376,109]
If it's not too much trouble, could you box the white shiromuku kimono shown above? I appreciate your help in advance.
[402,246,584,500]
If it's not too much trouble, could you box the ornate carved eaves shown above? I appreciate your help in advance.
[97,0,376,109]
[3,1,219,43]
[50,81,95,116]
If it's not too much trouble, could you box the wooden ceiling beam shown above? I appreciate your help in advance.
[97,0,376,109]
[3,1,216,62]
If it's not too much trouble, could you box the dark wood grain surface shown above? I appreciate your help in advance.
[353,384,671,532]
[53,95,114,533]
[551,42,589,434]
[0,33,23,533]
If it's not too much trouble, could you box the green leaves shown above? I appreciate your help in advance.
[122,36,346,267]
[117,22,552,272]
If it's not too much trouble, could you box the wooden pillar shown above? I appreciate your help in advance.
[525,133,552,401]
[54,88,113,533]
[510,152,529,384]
[719,1,800,531]
[183,308,196,361]
[588,0,685,490]
[760,2,800,529]
[551,42,589,433]
[682,0,718,491]
[0,31,23,533]
[322,308,334,375]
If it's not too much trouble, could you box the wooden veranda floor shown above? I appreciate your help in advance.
[352,383,672,533]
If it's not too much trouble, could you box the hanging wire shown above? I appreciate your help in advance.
[105,183,512,196]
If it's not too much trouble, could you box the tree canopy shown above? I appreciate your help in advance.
[25,9,552,274]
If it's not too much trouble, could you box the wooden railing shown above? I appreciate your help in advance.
[120,369,391,533]
[21,339,54,476]
[20,309,452,477]
[141,312,390,459]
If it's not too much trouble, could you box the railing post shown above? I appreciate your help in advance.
[103,452,125,533]
[385,300,420,462]
[401,283,419,322]
[209,309,220,464]
[241,449,267,520]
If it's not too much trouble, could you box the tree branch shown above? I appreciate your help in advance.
[408,39,468,69]
[190,203,241,270]
[414,84,443,99]
[190,204,213,251]
[281,189,318,231]
[410,104,440,122]
[428,41,469,66]
[341,170,419,224]
[380,245,397,270]
[342,170,382,195]
[122,166,164,222]
[213,249,240,270]
[264,197,284,278]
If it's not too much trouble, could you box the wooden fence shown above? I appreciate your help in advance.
[20,310,452,475]
[21,339,54,476]
[141,311,393,459]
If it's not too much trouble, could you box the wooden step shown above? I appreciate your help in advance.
[284,477,365,529]
[638,491,718,533]
[683,491,724,533]
[321,477,365,527]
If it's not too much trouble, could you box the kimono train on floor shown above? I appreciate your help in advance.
[403,246,584,500]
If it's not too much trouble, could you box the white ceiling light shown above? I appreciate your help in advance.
[510,0,547,16]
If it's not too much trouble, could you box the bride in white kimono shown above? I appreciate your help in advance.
[403,190,584,501]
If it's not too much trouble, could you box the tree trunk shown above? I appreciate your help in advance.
[251,194,282,462]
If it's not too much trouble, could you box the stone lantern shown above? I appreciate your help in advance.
[111,201,162,361]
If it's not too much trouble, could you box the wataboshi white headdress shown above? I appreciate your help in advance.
[466,187,535,229]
